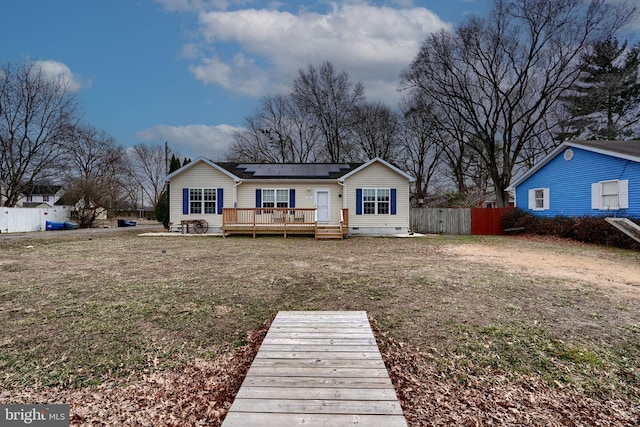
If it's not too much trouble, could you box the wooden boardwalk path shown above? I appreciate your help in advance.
[221,311,407,426]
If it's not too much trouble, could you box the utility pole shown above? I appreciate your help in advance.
[164,141,169,176]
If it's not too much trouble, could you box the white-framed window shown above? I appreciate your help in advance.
[528,188,549,211]
[262,189,289,209]
[362,188,390,215]
[203,189,216,214]
[189,188,216,214]
[592,180,628,210]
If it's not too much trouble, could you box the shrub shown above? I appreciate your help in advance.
[574,216,609,244]
[502,209,639,250]
[502,208,536,230]
[551,216,577,239]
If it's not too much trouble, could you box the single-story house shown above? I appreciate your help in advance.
[510,140,640,218]
[55,194,108,221]
[165,157,415,238]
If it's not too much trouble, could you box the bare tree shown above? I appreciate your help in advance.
[61,126,127,227]
[0,61,79,206]
[398,95,443,205]
[401,0,632,206]
[230,95,319,163]
[292,62,365,162]
[129,143,166,208]
[349,102,401,162]
[230,114,284,163]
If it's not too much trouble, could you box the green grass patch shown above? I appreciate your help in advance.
[449,322,640,400]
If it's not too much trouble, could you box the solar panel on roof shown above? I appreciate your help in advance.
[236,163,352,178]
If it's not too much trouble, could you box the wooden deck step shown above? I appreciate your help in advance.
[315,225,343,240]
[221,311,407,427]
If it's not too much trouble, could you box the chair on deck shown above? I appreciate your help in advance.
[272,210,284,223]
[294,211,305,223]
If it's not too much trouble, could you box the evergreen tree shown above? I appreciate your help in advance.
[169,154,182,173]
[561,38,640,140]
[155,190,169,229]
[157,154,191,229]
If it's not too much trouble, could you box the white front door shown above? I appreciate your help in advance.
[316,190,330,222]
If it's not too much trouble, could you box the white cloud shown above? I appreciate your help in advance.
[135,124,241,160]
[34,60,89,92]
[189,53,270,96]
[188,3,451,104]
[149,2,452,160]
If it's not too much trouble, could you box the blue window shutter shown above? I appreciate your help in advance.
[391,188,397,215]
[356,188,362,215]
[255,189,261,207]
[217,188,224,214]
[289,189,295,208]
[182,188,189,215]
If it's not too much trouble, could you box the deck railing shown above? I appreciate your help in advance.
[222,207,317,226]
[222,207,349,238]
[340,208,348,231]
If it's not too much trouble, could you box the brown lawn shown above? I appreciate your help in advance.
[1,229,639,425]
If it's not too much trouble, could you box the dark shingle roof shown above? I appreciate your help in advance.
[510,140,640,188]
[570,140,640,159]
[216,162,361,179]
[23,184,62,195]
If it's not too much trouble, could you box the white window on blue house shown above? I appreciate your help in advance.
[189,188,216,214]
[528,188,549,210]
[592,180,628,210]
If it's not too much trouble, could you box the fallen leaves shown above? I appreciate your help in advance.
[1,320,270,427]
[2,320,639,426]
[379,331,640,426]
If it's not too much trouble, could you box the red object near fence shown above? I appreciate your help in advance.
[471,207,512,235]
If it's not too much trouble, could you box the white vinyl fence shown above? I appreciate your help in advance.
[0,207,71,233]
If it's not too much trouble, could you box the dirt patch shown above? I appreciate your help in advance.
[444,237,640,293]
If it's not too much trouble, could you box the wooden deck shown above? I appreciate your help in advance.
[222,208,348,239]
[221,311,407,426]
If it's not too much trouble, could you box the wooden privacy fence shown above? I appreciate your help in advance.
[471,207,512,235]
[410,207,512,235]
[410,208,471,235]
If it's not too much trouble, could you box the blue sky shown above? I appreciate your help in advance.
[2,1,638,161]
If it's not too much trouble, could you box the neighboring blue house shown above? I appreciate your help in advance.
[510,140,640,218]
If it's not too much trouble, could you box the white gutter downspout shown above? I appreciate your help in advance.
[337,180,346,209]
[233,180,243,207]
